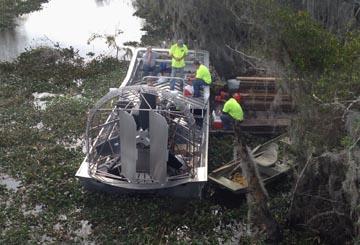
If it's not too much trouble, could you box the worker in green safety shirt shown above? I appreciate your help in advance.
[192,60,212,97]
[220,93,244,130]
[169,39,188,90]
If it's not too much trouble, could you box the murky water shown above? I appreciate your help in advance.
[0,0,144,61]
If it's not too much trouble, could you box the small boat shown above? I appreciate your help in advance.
[76,48,210,198]
[208,135,291,194]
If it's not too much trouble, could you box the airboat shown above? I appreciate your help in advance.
[76,48,210,198]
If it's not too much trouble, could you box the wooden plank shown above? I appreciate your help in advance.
[242,93,291,101]
[236,77,278,81]
[209,129,235,134]
[208,175,248,193]
[210,129,287,135]
[238,84,276,92]
[210,118,290,135]
[242,102,295,112]
[242,100,293,106]
[241,118,291,127]
[239,81,276,85]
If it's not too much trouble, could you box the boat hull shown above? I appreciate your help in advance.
[78,176,205,199]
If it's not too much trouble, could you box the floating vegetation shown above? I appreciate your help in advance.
[32,92,59,110]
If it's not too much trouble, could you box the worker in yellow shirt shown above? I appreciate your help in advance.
[192,60,212,97]
[169,39,188,90]
[220,93,244,130]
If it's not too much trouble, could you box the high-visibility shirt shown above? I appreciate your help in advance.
[169,44,188,68]
[222,98,244,121]
[195,64,212,84]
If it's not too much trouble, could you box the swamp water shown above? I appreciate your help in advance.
[0,0,144,61]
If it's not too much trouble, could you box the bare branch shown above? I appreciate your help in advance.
[341,96,360,122]
[288,155,312,218]
[307,210,347,225]
[312,93,323,104]
[349,135,360,151]
[297,193,339,203]
[225,44,266,71]
[225,44,262,61]
[227,7,255,26]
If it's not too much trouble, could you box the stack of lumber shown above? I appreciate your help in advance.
[210,77,295,135]
[236,77,294,134]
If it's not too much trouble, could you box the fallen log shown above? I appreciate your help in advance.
[234,123,282,243]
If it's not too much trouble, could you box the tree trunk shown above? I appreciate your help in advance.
[234,123,282,243]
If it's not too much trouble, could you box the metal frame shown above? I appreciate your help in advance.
[76,48,210,194]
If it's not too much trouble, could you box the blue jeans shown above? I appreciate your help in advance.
[170,67,184,90]
[220,113,234,130]
[143,64,156,76]
[193,79,208,97]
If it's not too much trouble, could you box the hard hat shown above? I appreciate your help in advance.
[233,93,241,102]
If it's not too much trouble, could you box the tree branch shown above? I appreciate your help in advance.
[307,210,348,225]
[341,96,360,122]
[297,193,339,203]
[225,44,262,61]
[225,44,266,71]
[288,155,312,219]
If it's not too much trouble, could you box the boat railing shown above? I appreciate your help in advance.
[139,76,210,105]
[137,57,202,65]
[139,75,186,86]
[84,86,204,184]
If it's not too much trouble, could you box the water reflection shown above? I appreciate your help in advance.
[0,0,143,61]
[0,24,28,61]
